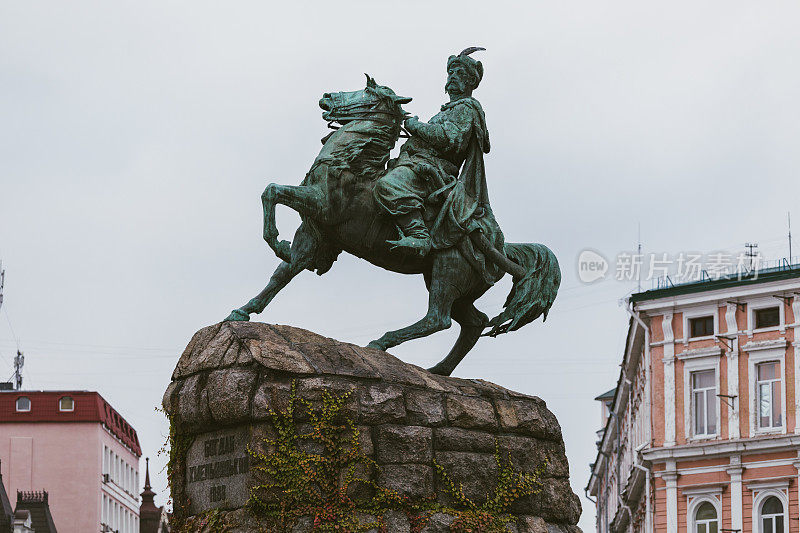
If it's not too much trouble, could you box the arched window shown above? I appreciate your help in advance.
[15,396,30,412]
[761,496,785,533]
[694,501,718,533]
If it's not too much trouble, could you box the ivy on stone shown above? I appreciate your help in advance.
[435,442,544,532]
[244,382,543,532]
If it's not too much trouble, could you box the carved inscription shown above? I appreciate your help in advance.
[187,456,249,483]
[185,428,251,513]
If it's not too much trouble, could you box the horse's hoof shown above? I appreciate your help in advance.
[427,363,453,376]
[366,340,386,351]
[224,309,251,322]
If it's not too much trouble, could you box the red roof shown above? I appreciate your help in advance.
[0,391,141,456]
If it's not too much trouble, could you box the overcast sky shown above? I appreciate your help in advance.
[1,2,799,530]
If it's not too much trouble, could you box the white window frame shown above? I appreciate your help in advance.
[745,344,787,437]
[690,368,718,438]
[746,297,785,336]
[685,491,722,533]
[15,396,31,412]
[682,305,719,344]
[683,356,720,441]
[751,486,789,533]
[756,361,782,430]
[58,396,74,412]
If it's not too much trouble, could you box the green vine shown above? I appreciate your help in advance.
[162,380,544,531]
[158,406,195,530]
[434,443,544,532]
[181,508,232,532]
[244,382,543,532]
[246,382,400,531]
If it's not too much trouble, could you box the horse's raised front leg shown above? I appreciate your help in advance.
[226,225,319,321]
[262,183,324,263]
[367,251,465,351]
[428,299,489,376]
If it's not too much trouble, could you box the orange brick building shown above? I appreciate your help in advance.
[587,265,800,533]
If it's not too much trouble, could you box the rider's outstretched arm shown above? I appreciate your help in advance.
[405,106,473,153]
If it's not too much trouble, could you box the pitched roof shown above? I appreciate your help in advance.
[16,491,57,533]
[631,262,800,303]
[0,461,12,531]
[0,391,141,455]
[594,387,617,401]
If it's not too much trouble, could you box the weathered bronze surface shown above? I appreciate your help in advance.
[226,49,561,375]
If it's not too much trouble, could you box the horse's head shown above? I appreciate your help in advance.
[319,74,411,128]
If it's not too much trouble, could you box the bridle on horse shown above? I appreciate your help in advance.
[323,91,411,138]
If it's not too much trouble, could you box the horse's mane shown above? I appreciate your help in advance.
[319,120,399,180]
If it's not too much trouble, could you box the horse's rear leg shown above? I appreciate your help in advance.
[226,226,319,321]
[428,300,489,376]
[262,183,323,263]
[367,251,464,351]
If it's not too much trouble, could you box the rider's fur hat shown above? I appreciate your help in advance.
[447,47,485,90]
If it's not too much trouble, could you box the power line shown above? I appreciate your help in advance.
[0,346,12,372]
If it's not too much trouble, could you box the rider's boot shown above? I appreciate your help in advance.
[388,211,431,256]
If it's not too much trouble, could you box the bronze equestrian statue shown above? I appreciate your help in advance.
[225,48,561,376]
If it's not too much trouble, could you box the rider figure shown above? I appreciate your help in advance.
[374,47,491,257]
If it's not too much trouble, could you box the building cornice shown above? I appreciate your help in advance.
[659,471,679,482]
[741,339,788,352]
[681,483,726,496]
[725,465,744,476]
[632,271,800,309]
[642,435,800,462]
[675,346,723,361]
[745,478,792,491]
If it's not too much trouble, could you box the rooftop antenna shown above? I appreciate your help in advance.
[0,261,23,390]
[13,350,23,390]
[637,222,642,292]
[745,242,759,271]
[0,260,4,312]
[788,212,793,262]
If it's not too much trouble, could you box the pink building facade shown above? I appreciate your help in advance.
[0,391,142,533]
[588,266,800,533]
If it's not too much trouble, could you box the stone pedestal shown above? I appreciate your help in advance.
[163,322,582,532]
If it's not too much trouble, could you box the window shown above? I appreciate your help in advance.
[15,396,30,412]
[690,316,714,338]
[58,396,74,411]
[692,370,717,436]
[761,496,785,533]
[757,362,782,429]
[755,307,780,329]
[694,501,718,533]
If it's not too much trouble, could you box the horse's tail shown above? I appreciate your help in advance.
[485,242,561,337]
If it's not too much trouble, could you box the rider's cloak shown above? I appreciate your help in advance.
[426,97,504,285]
[374,96,504,284]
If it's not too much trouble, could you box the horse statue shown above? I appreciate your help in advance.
[225,74,561,376]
